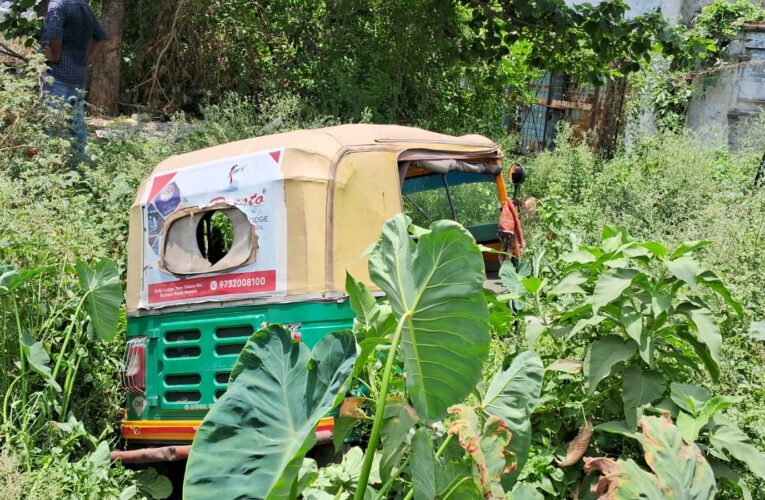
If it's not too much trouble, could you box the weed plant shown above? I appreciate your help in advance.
[520,122,765,495]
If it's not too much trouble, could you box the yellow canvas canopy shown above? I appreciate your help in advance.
[127,124,501,314]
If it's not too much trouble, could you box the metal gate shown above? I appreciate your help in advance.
[513,72,626,156]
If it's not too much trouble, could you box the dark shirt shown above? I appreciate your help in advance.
[41,0,107,87]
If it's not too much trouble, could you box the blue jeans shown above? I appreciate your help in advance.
[44,79,87,165]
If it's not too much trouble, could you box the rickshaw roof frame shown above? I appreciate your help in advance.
[127,124,502,314]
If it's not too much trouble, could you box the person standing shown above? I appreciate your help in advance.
[41,0,107,165]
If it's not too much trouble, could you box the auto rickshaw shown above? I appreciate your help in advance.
[117,124,525,463]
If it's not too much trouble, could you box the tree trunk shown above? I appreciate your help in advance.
[89,0,126,116]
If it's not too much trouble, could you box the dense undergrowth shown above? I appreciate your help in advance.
[2,53,765,497]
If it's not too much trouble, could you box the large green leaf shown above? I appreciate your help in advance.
[710,421,765,480]
[75,259,122,341]
[669,383,710,415]
[508,483,544,500]
[482,351,543,487]
[0,266,42,294]
[21,331,61,392]
[499,261,527,299]
[666,255,704,292]
[584,336,636,395]
[369,215,490,422]
[591,268,639,314]
[183,326,356,499]
[622,364,665,429]
[677,393,743,442]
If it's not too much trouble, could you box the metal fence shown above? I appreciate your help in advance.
[512,72,627,156]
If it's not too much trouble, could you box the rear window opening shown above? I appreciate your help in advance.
[399,158,503,243]
[161,205,258,275]
[197,210,235,265]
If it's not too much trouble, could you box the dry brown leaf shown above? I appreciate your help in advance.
[556,421,594,467]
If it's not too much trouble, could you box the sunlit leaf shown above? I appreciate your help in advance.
[184,326,356,499]
[670,382,710,415]
[547,358,582,374]
[135,468,172,499]
[482,351,544,487]
[677,304,721,365]
[591,268,639,314]
[369,215,490,422]
[584,336,636,395]
[75,259,123,341]
[346,272,380,332]
[549,270,588,296]
[666,256,704,292]
[749,321,765,341]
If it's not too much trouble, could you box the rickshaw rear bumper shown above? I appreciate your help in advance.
[113,417,334,463]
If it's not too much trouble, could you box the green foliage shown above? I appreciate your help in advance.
[585,414,717,499]
[368,215,490,422]
[693,0,765,55]
[184,326,357,499]
[464,0,701,82]
[518,125,765,495]
[118,0,536,136]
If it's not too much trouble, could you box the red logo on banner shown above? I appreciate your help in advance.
[148,270,276,304]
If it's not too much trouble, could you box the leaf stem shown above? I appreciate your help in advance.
[354,313,407,500]
[12,295,28,409]
[51,295,86,381]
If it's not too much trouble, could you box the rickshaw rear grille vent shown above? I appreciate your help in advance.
[165,346,201,358]
[215,372,231,384]
[165,330,201,342]
[214,326,253,339]
[165,391,201,403]
[165,374,201,386]
[215,390,226,400]
[215,343,246,356]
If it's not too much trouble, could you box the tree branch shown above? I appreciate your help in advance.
[0,41,29,62]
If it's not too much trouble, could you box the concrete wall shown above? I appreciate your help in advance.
[687,24,765,147]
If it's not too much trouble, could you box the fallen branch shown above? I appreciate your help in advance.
[0,41,28,62]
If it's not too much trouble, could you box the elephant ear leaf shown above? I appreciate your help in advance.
[75,259,122,341]
[482,351,543,488]
[369,214,490,422]
[183,326,357,500]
